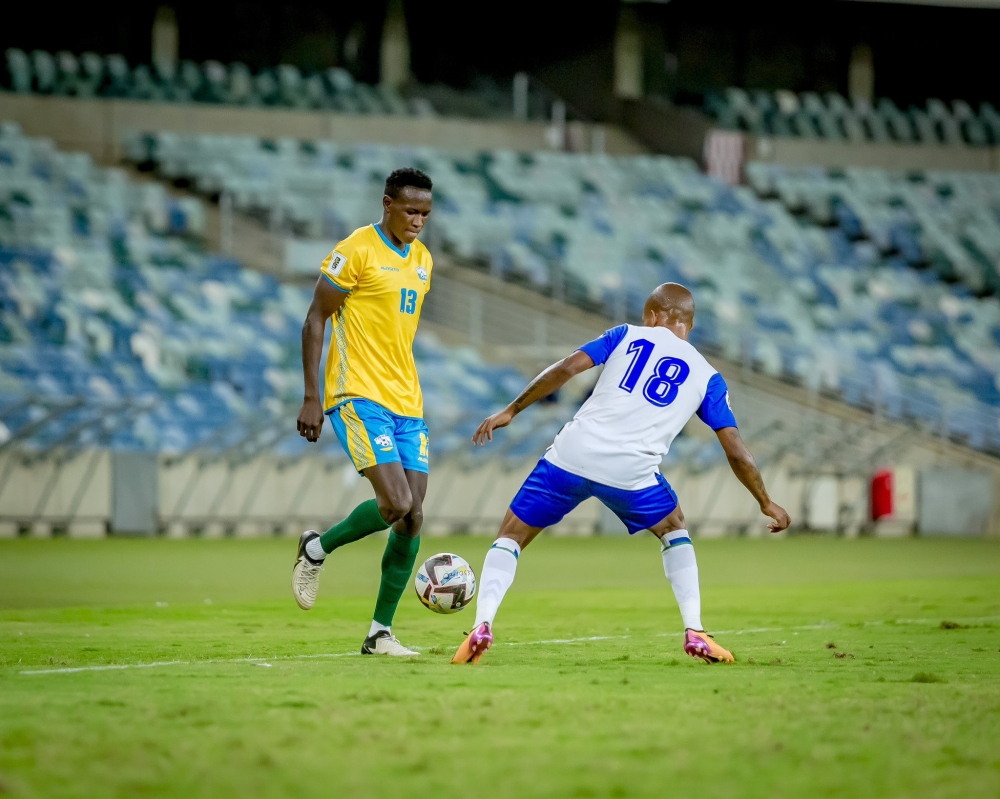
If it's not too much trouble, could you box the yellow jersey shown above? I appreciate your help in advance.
[320,223,433,418]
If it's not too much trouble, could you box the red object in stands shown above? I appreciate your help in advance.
[870,469,894,521]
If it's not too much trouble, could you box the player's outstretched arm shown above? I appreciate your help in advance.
[715,427,791,533]
[472,350,595,446]
[298,277,348,443]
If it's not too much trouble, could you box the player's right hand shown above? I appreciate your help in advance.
[472,408,514,446]
[761,501,791,533]
[297,398,325,443]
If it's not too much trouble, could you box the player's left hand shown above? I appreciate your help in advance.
[472,408,514,446]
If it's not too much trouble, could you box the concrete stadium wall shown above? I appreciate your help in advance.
[748,134,1000,173]
[0,450,599,538]
[0,93,647,164]
[0,450,110,538]
[157,453,599,538]
[0,448,915,539]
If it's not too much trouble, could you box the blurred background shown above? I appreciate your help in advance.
[0,0,998,541]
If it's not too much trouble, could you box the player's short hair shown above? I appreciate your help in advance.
[384,168,433,198]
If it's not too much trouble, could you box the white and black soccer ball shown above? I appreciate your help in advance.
[414,553,476,614]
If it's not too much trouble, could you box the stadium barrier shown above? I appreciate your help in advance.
[0,93,646,167]
[747,133,1000,174]
[0,447,875,538]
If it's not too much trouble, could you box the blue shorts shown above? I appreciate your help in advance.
[327,398,429,474]
[510,458,678,534]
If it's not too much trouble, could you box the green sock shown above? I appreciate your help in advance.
[319,499,390,554]
[372,531,421,627]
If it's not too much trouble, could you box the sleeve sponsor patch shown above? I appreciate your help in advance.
[327,251,348,277]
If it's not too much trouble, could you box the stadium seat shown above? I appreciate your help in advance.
[103,54,131,97]
[227,62,256,105]
[78,52,104,97]
[54,51,81,96]
[4,48,32,93]
[30,50,57,94]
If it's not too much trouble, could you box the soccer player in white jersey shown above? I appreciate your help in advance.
[452,283,791,665]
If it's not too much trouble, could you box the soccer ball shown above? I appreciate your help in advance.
[414,553,476,614]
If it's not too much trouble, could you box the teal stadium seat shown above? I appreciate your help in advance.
[4,49,32,93]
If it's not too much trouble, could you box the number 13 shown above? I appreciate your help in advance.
[399,288,417,314]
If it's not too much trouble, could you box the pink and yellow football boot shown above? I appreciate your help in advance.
[684,629,735,664]
[451,622,493,664]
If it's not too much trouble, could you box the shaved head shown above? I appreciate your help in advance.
[643,283,695,331]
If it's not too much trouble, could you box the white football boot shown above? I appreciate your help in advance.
[291,530,323,610]
[361,630,419,656]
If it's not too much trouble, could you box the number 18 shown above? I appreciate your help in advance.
[619,338,690,407]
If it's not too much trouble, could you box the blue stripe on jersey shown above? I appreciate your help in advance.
[697,373,738,430]
[323,273,351,292]
[577,325,628,365]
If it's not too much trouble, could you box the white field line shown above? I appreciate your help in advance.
[16,614,998,677]
[19,652,361,676]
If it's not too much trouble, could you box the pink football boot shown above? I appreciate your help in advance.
[451,622,493,664]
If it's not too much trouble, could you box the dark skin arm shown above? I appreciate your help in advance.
[297,277,348,442]
[715,426,791,532]
[472,350,596,446]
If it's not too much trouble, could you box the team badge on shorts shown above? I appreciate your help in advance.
[374,434,394,452]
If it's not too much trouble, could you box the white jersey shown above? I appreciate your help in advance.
[544,324,737,490]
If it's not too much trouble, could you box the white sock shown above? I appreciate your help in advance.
[368,620,390,638]
[305,537,326,562]
[474,537,520,627]
[661,530,703,631]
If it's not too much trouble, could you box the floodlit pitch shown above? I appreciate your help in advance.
[1,536,999,798]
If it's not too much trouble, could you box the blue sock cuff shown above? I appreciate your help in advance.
[661,534,693,551]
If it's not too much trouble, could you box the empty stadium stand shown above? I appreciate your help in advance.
[3,125,998,538]
[0,123,577,463]
[128,131,1000,453]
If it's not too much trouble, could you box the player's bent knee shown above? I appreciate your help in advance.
[378,492,413,525]
[405,505,424,535]
[649,508,686,538]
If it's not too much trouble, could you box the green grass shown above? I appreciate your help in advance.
[1,536,999,798]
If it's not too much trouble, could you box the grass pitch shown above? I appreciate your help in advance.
[1,535,999,799]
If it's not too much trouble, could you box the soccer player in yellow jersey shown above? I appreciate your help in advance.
[291,168,433,656]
